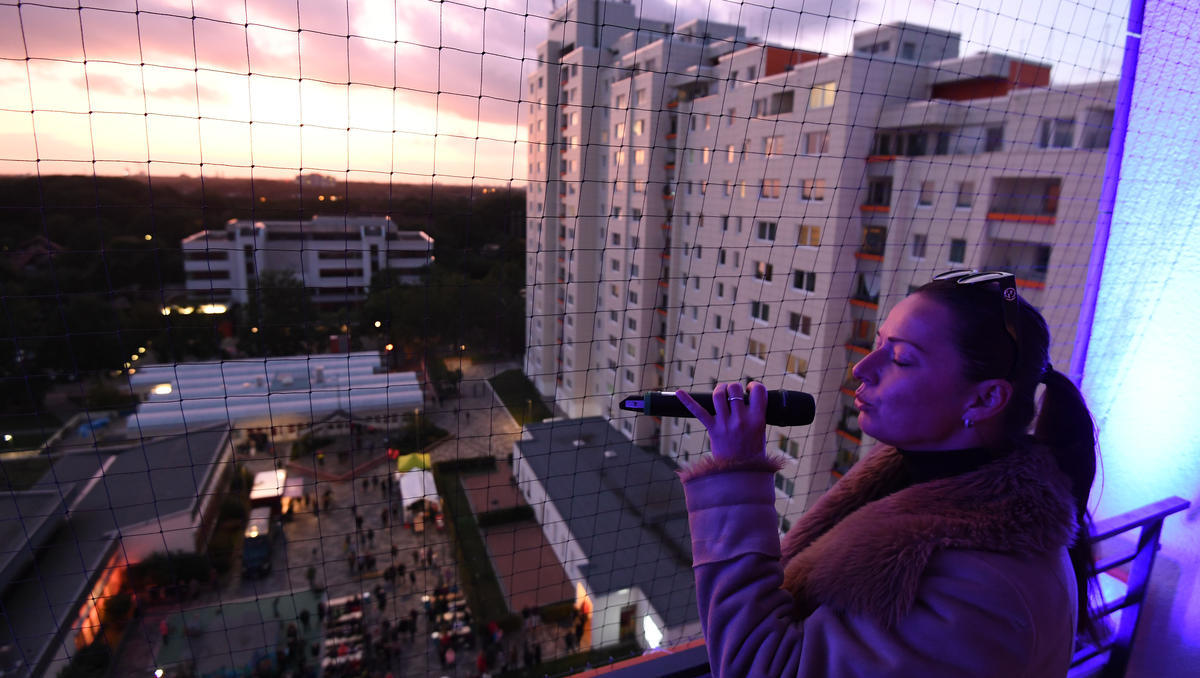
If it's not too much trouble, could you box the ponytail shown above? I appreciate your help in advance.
[1034,368,1105,645]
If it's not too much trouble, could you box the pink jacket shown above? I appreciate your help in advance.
[681,444,1080,677]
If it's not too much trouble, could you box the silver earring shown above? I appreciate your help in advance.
[963,416,973,429]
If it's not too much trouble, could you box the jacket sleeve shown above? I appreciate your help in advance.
[683,464,1045,678]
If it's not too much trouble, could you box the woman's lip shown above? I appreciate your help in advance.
[854,396,870,410]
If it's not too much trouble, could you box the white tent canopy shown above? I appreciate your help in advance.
[395,470,440,513]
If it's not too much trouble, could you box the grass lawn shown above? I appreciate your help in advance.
[489,369,553,426]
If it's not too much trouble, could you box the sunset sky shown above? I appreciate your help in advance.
[0,0,1128,186]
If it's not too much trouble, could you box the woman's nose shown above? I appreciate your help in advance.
[852,348,881,383]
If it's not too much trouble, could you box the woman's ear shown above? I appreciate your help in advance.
[965,378,1013,424]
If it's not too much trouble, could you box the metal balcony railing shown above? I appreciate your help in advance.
[572,496,1189,678]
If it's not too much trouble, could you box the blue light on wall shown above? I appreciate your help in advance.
[1079,1,1200,673]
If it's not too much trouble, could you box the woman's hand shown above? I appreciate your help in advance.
[676,382,768,462]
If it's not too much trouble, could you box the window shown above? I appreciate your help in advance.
[625,343,636,358]
[615,94,626,108]
[634,88,646,106]
[714,315,723,330]
[726,145,736,163]
[760,179,782,199]
[718,249,727,265]
[1039,118,1074,148]
[627,316,637,330]
[792,269,816,292]
[611,258,620,271]
[809,81,836,108]
[910,233,927,259]
[789,312,812,336]
[633,119,645,136]
[634,149,646,165]
[716,282,725,298]
[753,261,773,282]
[867,178,892,206]
[628,290,638,304]
[901,42,917,60]
[949,238,967,264]
[756,221,777,241]
[750,301,770,322]
[702,147,711,164]
[723,181,732,196]
[797,224,821,247]
[935,130,951,155]
[785,354,808,378]
[873,132,893,156]
[1082,108,1114,149]
[985,126,1004,152]
[918,181,934,206]
[764,135,785,155]
[804,131,830,155]
[801,179,826,201]
[956,181,974,208]
[726,108,736,124]
[748,339,768,361]
[905,132,927,157]
[611,232,621,246]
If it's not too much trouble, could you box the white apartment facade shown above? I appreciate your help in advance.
[182,215,433,306]
[525,5,1116,529]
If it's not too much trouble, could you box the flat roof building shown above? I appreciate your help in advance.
[182,215,433,306]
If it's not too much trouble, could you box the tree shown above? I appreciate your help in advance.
[238,270,315,357]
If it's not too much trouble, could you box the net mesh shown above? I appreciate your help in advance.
[0,0,1132,676]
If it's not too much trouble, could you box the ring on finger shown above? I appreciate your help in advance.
[728,395,745,402]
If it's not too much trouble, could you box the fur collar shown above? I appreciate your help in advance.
[779,444,1078,628]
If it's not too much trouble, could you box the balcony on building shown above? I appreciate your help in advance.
[861,178,892,213]
[987,177,1061,224]
[984,240,1053,289]
[850,271,881,309]
[855,226,888,262]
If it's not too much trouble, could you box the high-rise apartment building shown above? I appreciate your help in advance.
[524,1,1116,530]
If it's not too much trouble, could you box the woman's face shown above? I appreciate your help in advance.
[851,293,979,450]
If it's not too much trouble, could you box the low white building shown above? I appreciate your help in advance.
[511,417,699,652]
[127,351,424,435]
[182,215,433,305]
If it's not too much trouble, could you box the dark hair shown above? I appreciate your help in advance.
[914,278,1104,644]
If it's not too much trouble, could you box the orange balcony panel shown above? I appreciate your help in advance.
[839,386,857,398]
[655,336,666,344]
[560,147,567,154]
[654,363,665,371]
[849,298,879,310]
[556,278,565,283]
[665,162,676,170]
[558,194,567,200]
[658,280,669,288]
[844,343,870,356]
[667,100,679,108]
[831,469,845,480]
[836,428,862,444]
[665,133,677,140]
[1016,277,1046,289]
[656,308,668,317]
[987,212,1056,225]
[860,204,890,214]
[661,222,671,229]
[854,252,885,262]
[660,252,670,259]
[560,172,567,178]
[663,195,675,202]
[866,155,897,163]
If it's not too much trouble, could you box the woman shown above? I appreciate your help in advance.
[676,271,1101,677]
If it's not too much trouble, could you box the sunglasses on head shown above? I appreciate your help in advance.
[931,269,1019,378]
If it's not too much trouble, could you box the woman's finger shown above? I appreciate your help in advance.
[674,389,715,429]
[746,381,767,417]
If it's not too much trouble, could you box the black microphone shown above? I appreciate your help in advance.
[619,390,816,427]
